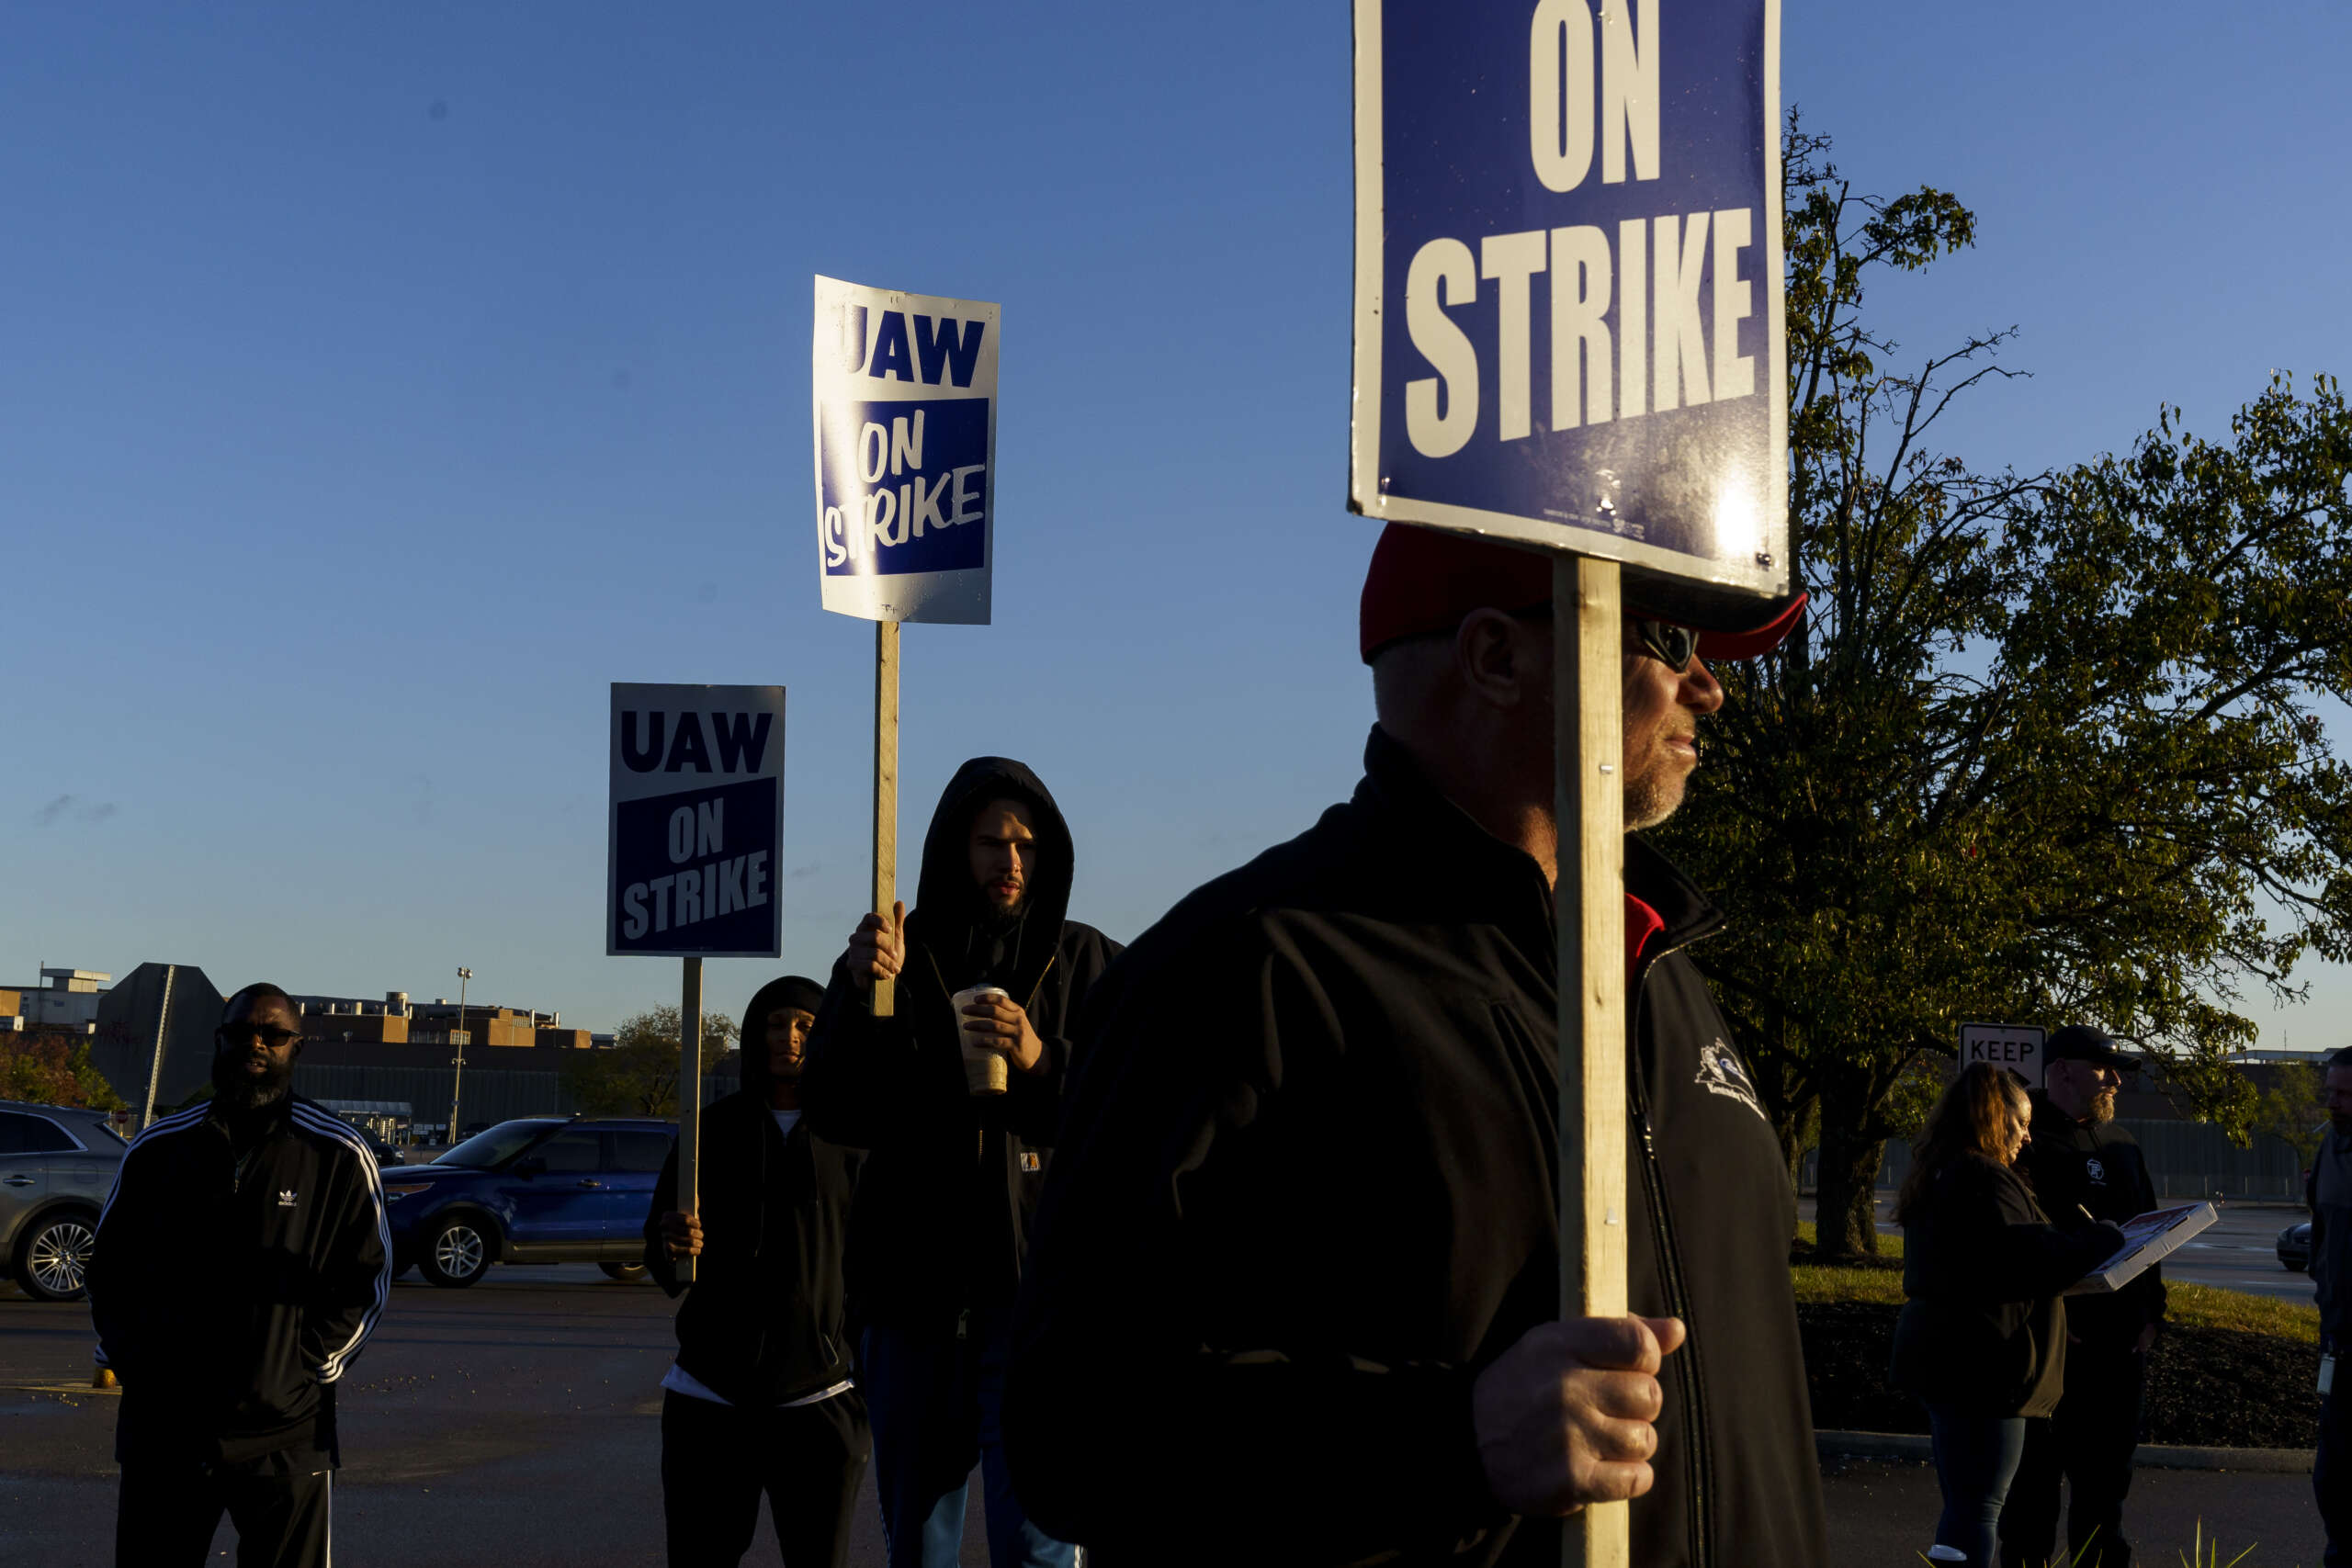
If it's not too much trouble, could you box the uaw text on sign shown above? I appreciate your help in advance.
[607,684,787,959]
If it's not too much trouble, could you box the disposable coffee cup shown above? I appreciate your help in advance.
[953,986,1012,1096]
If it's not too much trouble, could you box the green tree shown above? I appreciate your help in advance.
[1655,119,2352,1259]
[560,1006,737,1118]
[1,1033,131,1111]
[2250,1060,2329,1169]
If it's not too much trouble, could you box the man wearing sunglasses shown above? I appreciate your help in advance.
[88,982,392,1567]
[1006,524,1822,1567]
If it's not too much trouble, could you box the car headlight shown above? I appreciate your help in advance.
[383,1184,432,1202]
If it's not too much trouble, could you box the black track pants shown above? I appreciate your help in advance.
[116,1461,332,1567]
[661,1387,871,1568]
[1998,1343,2145,1568]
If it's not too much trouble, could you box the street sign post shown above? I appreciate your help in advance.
[608,682,787,1281]
[812,275,1000,1019]
[1961,1021,2049,1089]
[1352,6,1782,1562]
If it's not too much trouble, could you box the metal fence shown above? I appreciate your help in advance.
[293,1064,574,1138]
[293,1060,744,1143]
[1838,1119,2309,1202]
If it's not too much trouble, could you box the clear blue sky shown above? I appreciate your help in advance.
[7,1,2350,1044]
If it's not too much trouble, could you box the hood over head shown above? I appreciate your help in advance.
[911,756,1076,1000]
[739,974,826,1099]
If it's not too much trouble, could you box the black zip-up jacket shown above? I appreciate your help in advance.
[643,1089,863,1405]
[800,757,1121,1332]
[2016,1090,2165,1345]
[1890,1155,2122,1417]
[1003,728,1826,1568]
[2309,1133,2352,1342]
[88,1093,392,1466]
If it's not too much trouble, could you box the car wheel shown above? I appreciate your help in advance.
[418,1215,493,1289]
[15,1212,98,1302]
[598,1261,648,1282]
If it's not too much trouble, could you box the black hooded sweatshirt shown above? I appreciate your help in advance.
[643,976,864,1407]
[799,757,1121,1334]
[1003,728,1826,1568]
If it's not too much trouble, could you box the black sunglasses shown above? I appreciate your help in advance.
[1633,617,1701,673]
[220,1023,302,1050]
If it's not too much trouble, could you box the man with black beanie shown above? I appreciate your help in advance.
[800,757,1119,1568]
[88,982,391,1567]
[646,974,867,1568]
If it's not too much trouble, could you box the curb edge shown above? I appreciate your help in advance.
[1817,1430,2314,1474]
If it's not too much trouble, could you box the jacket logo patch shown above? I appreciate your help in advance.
[2085,1157,2108,1185]
[277,1190,298,1208]
[1694,1041,1767,1123]
[1019,1152,1041,1172]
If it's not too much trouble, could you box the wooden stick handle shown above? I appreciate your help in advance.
[1556,555,1629,1568]
[678,955,703,1287]
[873,619,900,1018]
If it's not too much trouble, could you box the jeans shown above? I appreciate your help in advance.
[861,1306,1077,1568]
[1928,1404,2030,1568]
[2319,1380,2352,1568]
[1998,1344,2145,1568]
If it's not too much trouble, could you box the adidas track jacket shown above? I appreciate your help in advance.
[88,1093,393,1465]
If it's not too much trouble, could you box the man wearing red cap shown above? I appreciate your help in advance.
[1003,524,1824,1566]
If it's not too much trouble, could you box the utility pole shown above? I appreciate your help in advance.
[140,964,179,1131]
[446,966,472,1145]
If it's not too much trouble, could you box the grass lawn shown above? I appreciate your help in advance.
[1791,1221,2323,1447]
[1789,1223,2321,1341]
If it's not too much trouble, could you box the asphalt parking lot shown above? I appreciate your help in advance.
[3,1236,2330,1566]
[0,1263,957,1567]
[1821,1193,2322,1303]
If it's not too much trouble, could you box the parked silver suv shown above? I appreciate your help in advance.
[1,1100,127,1302]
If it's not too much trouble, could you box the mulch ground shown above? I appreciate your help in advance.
[1795,1267,2321,1449]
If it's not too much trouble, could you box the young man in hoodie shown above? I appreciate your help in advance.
[800,757,1120,1568]
[1004,525,1826,1567]
[647,975,866,1568]
[89,982,392,1567]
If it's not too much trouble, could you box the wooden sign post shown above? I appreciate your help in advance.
[609,682,789,1293]
[677,955,703,1285]
[1555,556,1629,1567]
[872,619,900,1020]
[813,276,997,1021]
[1351,5,1784,1557]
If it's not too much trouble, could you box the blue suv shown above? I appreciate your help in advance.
[382,1116,675,1288]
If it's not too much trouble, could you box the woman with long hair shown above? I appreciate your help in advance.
[1889,1063,2124,1567]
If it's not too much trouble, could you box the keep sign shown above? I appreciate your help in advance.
[811,275,1000,625]
[608,684,787,958]
[1351,0,1786,594]
[1959,1021,2047,1088]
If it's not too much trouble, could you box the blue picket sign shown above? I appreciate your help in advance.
[1351,0,1788,595]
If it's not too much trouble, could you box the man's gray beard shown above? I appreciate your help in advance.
[2086,1089,2118,1124]
[1624,773,1679,832]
